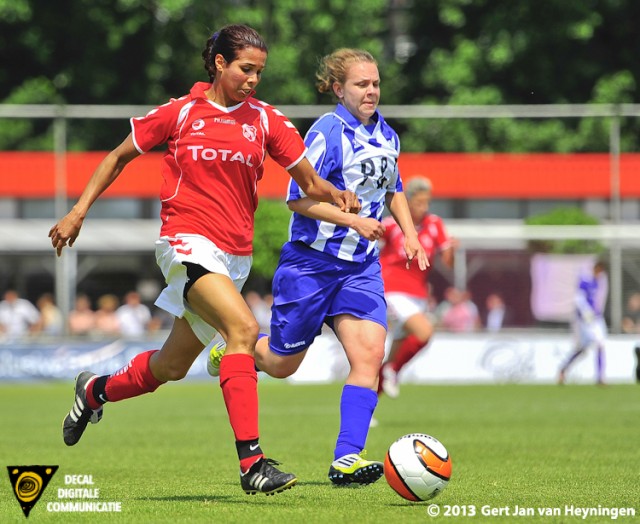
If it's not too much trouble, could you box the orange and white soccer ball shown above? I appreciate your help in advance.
[384,433,452,501]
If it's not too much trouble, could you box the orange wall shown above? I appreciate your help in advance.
[2,151,639,199]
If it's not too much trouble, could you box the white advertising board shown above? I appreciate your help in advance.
[288,332,639,385]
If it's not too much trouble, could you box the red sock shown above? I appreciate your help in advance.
[239,455,262,474]
[219,353,263,468]
[84,376,101,410]
[390,335,428,373]
[103,350,164,402]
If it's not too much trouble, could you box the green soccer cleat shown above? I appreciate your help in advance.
[240,458,298,495]
[206,340,227,377]
[328,451,384,486]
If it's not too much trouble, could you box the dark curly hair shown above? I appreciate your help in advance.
[202,24,268,82]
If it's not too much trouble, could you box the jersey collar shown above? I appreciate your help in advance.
[189,82,256,110]
[190,82,213,100]
[335,103,382,131]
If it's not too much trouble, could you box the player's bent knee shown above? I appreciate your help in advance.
[229,318,260,346]
[370,346,386,366]
[263,354,303,379]
[268,366,296,379]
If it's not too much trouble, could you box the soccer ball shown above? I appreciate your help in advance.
[384,433,452,501]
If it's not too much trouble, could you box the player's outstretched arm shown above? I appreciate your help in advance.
[288,158,360,214]
[48,135,140,256]
[287,198,384,241]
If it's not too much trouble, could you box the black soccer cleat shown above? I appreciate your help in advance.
[62,371,103,446]
[240,458,297,495]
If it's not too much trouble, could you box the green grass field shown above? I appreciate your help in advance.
[1,380,638,523]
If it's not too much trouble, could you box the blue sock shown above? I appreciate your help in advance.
[596,346,604,382]
[334,384,378,461]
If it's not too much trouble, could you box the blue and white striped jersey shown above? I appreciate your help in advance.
[287,104,403,262]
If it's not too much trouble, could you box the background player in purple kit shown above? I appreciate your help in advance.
[209,48,428,485]
[558,260,608,385]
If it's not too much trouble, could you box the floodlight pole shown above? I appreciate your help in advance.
[53,112,74,335]
[609,116,622,333]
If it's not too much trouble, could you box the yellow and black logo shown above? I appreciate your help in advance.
[7,465,58,518]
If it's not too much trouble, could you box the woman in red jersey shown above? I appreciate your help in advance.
[377,177,456,401]
[48,24,358,496]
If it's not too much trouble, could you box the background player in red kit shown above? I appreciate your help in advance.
[48,24,358,496]
[377,177,456,400]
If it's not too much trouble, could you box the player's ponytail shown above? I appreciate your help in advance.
[202,32,219,82]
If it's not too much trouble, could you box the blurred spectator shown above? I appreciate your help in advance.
[263,293,274,310]
[69,294,96,336]
[244,290,272,333]
[464,290,481,328]
[262,293,274,333]
[440,287,480,333]
[425,284,439,325]
[0,289,41,340]
[94,294,121,336]
[485,293,506,332]
[622,291,640,334]
[35,293,64,336]
[148,307,174,333]
[433,286,455,323]
[116,291,152,337]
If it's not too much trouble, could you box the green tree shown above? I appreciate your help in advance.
[397,0,640,153]
[525,207,604,254]
[0,0,393,149]
[250,198,290,280]
[1,0,639,152]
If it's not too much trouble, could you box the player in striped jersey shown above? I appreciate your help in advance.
[208,48,428,485]
[49,24,359,496]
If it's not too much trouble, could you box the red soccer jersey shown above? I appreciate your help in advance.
[379,213,451,297]
[130,82,306,255]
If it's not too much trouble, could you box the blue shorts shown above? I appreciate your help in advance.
[269,241,387,356]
